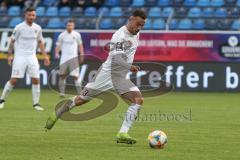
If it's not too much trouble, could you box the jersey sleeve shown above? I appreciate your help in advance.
[56,33,63,47]
[37,27,44,42]
[77,33,83,45]
[110,32,125,55]
[11,26,20,40]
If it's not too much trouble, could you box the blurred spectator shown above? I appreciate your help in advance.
[73,0,90,9]
[90,0,104,8]
[59,0,71,7]
[9,0,25,7]
[0,0,7,8]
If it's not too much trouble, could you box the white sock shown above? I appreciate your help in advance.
[119,104,141,133]
[69,96,77,109]
[74,79,82,94]
[32,84,40,105]
[59,78,66,95]
[0,81,14,100]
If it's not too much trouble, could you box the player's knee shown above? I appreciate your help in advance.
[134,97,144,105]
[75,96,88,106]
[31,78,39,84]
[9,79,17,86]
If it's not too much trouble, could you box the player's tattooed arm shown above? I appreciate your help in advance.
[79,44,84,64]
[112,54,140,73]
[38,40,50,66]
[7,39,15,66]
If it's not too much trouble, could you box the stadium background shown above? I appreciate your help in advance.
[0,1,240,160]
[0,0,240,91]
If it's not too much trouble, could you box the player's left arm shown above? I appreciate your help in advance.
[77,33,84,64]
[38,27,50,66]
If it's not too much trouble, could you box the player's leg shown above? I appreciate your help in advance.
[58,74,67,98]
[69,58,82,94]
[0,56,26,109]
[0,78,18,109]
[27,55,43,111]
[45,88,90,130]
[116,89,144,144]
[31,77,43,111]
[73,75,82,94]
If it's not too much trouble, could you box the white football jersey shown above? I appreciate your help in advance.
[56,30,82,63]
[102,26,139,71]
[11,21,43,56]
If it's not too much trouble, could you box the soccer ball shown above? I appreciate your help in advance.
[148,130,167,149]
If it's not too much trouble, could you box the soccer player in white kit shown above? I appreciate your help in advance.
[46,10,146,144]
[0,7,50,111]
[55,19,84,97]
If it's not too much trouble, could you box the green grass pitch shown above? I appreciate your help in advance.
[0,89,240,160]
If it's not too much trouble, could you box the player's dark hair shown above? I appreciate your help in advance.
[24,7,36,13]
[67,19,75,24]
[132,9,147,19]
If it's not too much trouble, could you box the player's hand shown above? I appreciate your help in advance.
[55,53,60,59]
[130,65,140,73]
[79,55,84,64]
[44,56,50,66]
[7,54,13,66]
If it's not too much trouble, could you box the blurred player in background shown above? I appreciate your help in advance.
[46,10,146,144]
[0,7,50,111]
[55,19,84,97]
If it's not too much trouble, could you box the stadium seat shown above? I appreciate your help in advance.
[42,0,57,6]
[231,20,240,30]
[211,0,224,6]
[175,7,188,17]
[206,19,217,30]
[46,7,58,17]
[98,7,109,16]
[162,7,174,17]
[109,7,123,17]
[132,0,145,7]
[214,8,227,18]
[84,7,97,17]
[143,19,152,29]
[148,7,161,18]
[188,7,202,18]
[36,7,45,17]
[193,19,205,30]
[59,7,71,17]
[113,18,127,28]
[152,18,165,29]
[237,0,240,6]
[184,0,197,6]
[9,17,23,28]
[123,7,133,16]
[75,18,88,29]
[120,0,132,6]
[86,18,97,29]
[225,0,236,6]
[47,18,63,29]
[169,19,178,29]
[173,0,184,6]
[202,7,214,17]
[158,0,171,6]
[218,19,232,30]
[0,16,10,27]
[100,18,113,29]
[230,8,240,18]
[0,7,7,16]
[72,7,84,17]
[8,6,21,16]
[145,0,158,6]
[105,0,120,6]
[197,0,210,6]
[178,19,192,30]
[36,17,48,28]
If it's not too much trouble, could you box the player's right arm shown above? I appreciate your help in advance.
[55,33,63,59]
[8,26,20,66]
[110,33,140,73]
